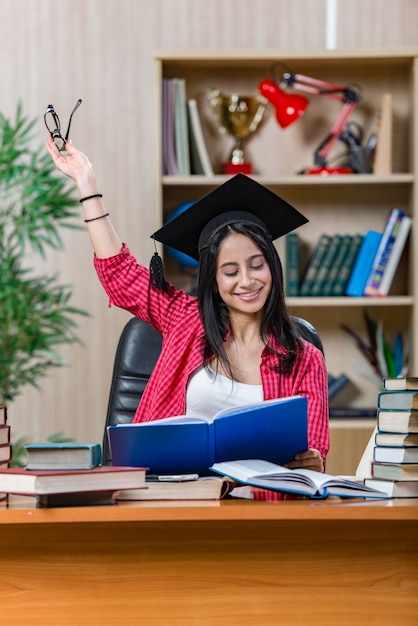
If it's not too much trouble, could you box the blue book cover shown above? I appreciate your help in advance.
[345,230,382,296]
[107,396,308,476]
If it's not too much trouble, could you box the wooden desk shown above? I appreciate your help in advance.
[1,497,417,625]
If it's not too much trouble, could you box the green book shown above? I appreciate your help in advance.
[285,233,300,296]
[321,234,353,296]
[310,234,343,297]
[299,234,332,296]
[331,234,364,296]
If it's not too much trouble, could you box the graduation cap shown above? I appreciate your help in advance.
[152,174,308,262]
[150,174,308,290]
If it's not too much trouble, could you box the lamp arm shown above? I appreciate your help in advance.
[283,72,361,168]
[314,100,358,167]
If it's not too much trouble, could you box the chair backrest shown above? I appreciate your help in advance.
[103,315,323,464]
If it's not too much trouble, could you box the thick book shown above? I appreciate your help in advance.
[384,376,418,391]
[210,459,388,499]
[24,442,102,470]
[0,466,147,496]
[310,234,342,297]
[331,234,363,296]
[377,409,418,433]
[321,234,352,296]
[375,432,418,447]
[377,215,412,296]
[0,444,11,464]
[299,234,331,296]
[115,476,233,501]
[344,230,382,297]
[0,406,7,425]
[371,461,418,481]
[0,424,10,446]
[373,446,418,463]
[187,98,214,176]
[364,208,404,296]
[285,232,300,296]
[108,396,308,476]
[36,490,118,507]
[377,390,418,410]
[364,478,418,498]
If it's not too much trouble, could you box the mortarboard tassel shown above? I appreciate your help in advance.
[149,250,168,292]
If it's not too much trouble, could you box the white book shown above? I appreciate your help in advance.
[377,215,412,295]
[187,99,214,176]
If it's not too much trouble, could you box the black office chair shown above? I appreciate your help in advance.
[103,315,324,464]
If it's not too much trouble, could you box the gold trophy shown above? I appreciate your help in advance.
[207,88,268,174]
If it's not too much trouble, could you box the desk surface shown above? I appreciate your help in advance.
[1,494,418,525]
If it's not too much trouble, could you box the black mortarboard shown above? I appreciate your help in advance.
[152,174,308,262]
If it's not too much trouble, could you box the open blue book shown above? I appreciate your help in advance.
[107,396,308,476]
[210,459,390,499]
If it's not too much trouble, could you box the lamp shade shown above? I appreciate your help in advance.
[259,79,309,128]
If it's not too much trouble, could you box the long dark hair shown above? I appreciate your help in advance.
[197,222,303,376]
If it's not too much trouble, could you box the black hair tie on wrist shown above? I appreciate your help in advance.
[79,193,103,203]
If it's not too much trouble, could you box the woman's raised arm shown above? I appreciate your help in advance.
[45,135,122,258]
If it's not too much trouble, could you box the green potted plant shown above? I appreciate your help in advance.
[0,102,88,409]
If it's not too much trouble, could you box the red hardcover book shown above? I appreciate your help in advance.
[0,466,147,496]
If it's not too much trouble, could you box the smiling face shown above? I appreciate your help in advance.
[215,232,272,317]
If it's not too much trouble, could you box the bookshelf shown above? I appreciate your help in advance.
[155,49,418,475]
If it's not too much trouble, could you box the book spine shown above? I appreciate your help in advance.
[328,407,377,418]
[377,215,412,296]
[187,99,214,176]
[299,234,331,296]
[310,234,342,297]
[331,234,363,296]
[363,208,405,296]
[285,233,300,296]
[321,234,352,296]
[162,79,179,176]
[173,78,191,176]
[345,230,382,297]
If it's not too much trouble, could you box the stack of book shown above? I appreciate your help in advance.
[0,406,11,502]
[0,441,147,507]
[364,376,418,497]
[286,207,412,298]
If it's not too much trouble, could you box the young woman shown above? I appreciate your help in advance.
[45,136,329,486]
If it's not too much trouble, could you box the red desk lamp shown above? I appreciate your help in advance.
[259,67,361,175]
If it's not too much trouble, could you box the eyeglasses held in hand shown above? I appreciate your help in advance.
[44,99,82,151]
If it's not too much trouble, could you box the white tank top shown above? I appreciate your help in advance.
[186,365,263,420]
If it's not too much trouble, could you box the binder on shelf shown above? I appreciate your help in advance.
[364,208,404,296]
[345,230,382,297]
[377,215,412,296]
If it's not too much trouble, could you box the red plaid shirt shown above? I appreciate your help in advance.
[95,245,329,466]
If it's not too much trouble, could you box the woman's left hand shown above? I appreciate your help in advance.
[285,448,324,473]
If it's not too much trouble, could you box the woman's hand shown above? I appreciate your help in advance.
[45,135,95,190]
[285,448,324,473]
